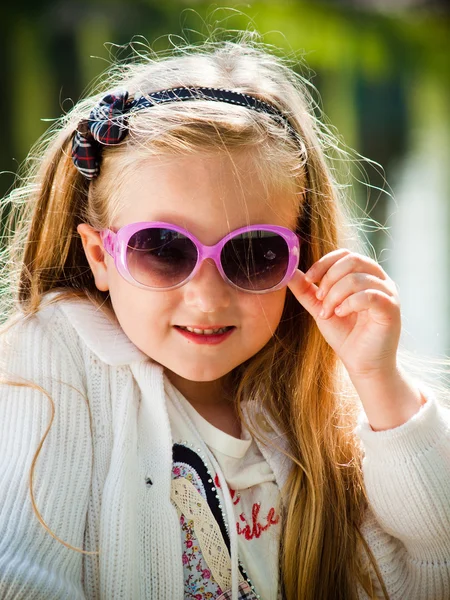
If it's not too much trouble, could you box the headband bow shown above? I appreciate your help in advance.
[71,87,300,180]
[72,91,130,180]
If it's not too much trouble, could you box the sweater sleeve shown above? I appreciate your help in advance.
[0,309,91,599]
[355,388,450,599]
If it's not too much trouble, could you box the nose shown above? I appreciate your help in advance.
[183,258,232,312]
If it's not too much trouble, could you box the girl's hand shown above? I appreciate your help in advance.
[288,248,401,378]
[287,249,424,430]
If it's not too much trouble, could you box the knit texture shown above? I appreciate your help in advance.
[0,295,449,599]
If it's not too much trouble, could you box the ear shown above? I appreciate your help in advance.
[77,223,110,292]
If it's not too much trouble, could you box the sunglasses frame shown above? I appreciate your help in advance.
[100,221,301,294]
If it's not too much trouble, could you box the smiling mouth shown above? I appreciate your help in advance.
[175,325,235,335]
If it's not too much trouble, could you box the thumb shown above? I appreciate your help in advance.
[287,269,323,320]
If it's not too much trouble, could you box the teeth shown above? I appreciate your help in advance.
[180,326,230,335]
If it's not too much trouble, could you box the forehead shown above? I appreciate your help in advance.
[114,151,300,239]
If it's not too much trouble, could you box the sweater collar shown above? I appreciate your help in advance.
[47,292,148,366]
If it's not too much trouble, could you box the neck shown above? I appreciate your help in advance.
[165,369,232,406]
[164,369,242,438]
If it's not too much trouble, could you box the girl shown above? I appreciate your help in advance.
[0,33,449,600]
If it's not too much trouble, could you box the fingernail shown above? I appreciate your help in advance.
[319,308,326,318]
[316,288,324,300]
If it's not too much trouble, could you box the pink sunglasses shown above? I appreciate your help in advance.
[100,222,301,294]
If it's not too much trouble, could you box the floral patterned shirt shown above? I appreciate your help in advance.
[166,380,282,600]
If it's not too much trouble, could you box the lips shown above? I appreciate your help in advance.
[174,325,236,344]
[177,325,234,335]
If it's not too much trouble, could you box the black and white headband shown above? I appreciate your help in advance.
[71,86,300,180]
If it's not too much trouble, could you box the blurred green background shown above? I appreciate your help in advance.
[1,0,449,357]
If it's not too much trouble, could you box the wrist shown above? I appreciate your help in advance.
[349,366,425,431]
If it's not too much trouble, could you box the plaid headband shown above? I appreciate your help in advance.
[71,86,299,180]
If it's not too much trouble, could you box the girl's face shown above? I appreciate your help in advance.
[79,151,299,403]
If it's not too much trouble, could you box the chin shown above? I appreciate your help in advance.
[166,363,234,383]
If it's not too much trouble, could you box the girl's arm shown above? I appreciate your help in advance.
[287,250,450,597]
[0,310,91,599]
[354,389,450,599]
[356,386,450,560]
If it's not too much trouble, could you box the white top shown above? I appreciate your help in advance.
[0,293,449,599]
[166,380,281,599]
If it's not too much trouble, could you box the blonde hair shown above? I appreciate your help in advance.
[1,31,391,599]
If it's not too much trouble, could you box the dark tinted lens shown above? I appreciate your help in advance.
[126,228,197,287]
[221,231,290,291]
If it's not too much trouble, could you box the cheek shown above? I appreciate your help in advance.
[242,288,287,334]
[107,273,174,342]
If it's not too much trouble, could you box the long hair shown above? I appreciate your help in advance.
[1,31,390,599]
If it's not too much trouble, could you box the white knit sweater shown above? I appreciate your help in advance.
[0,294,449,599]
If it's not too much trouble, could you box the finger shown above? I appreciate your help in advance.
[304,248,352,284]
[306,252,390,301]
[333,289,400,324]
[319,273,397,319]
[287,269,324,320]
